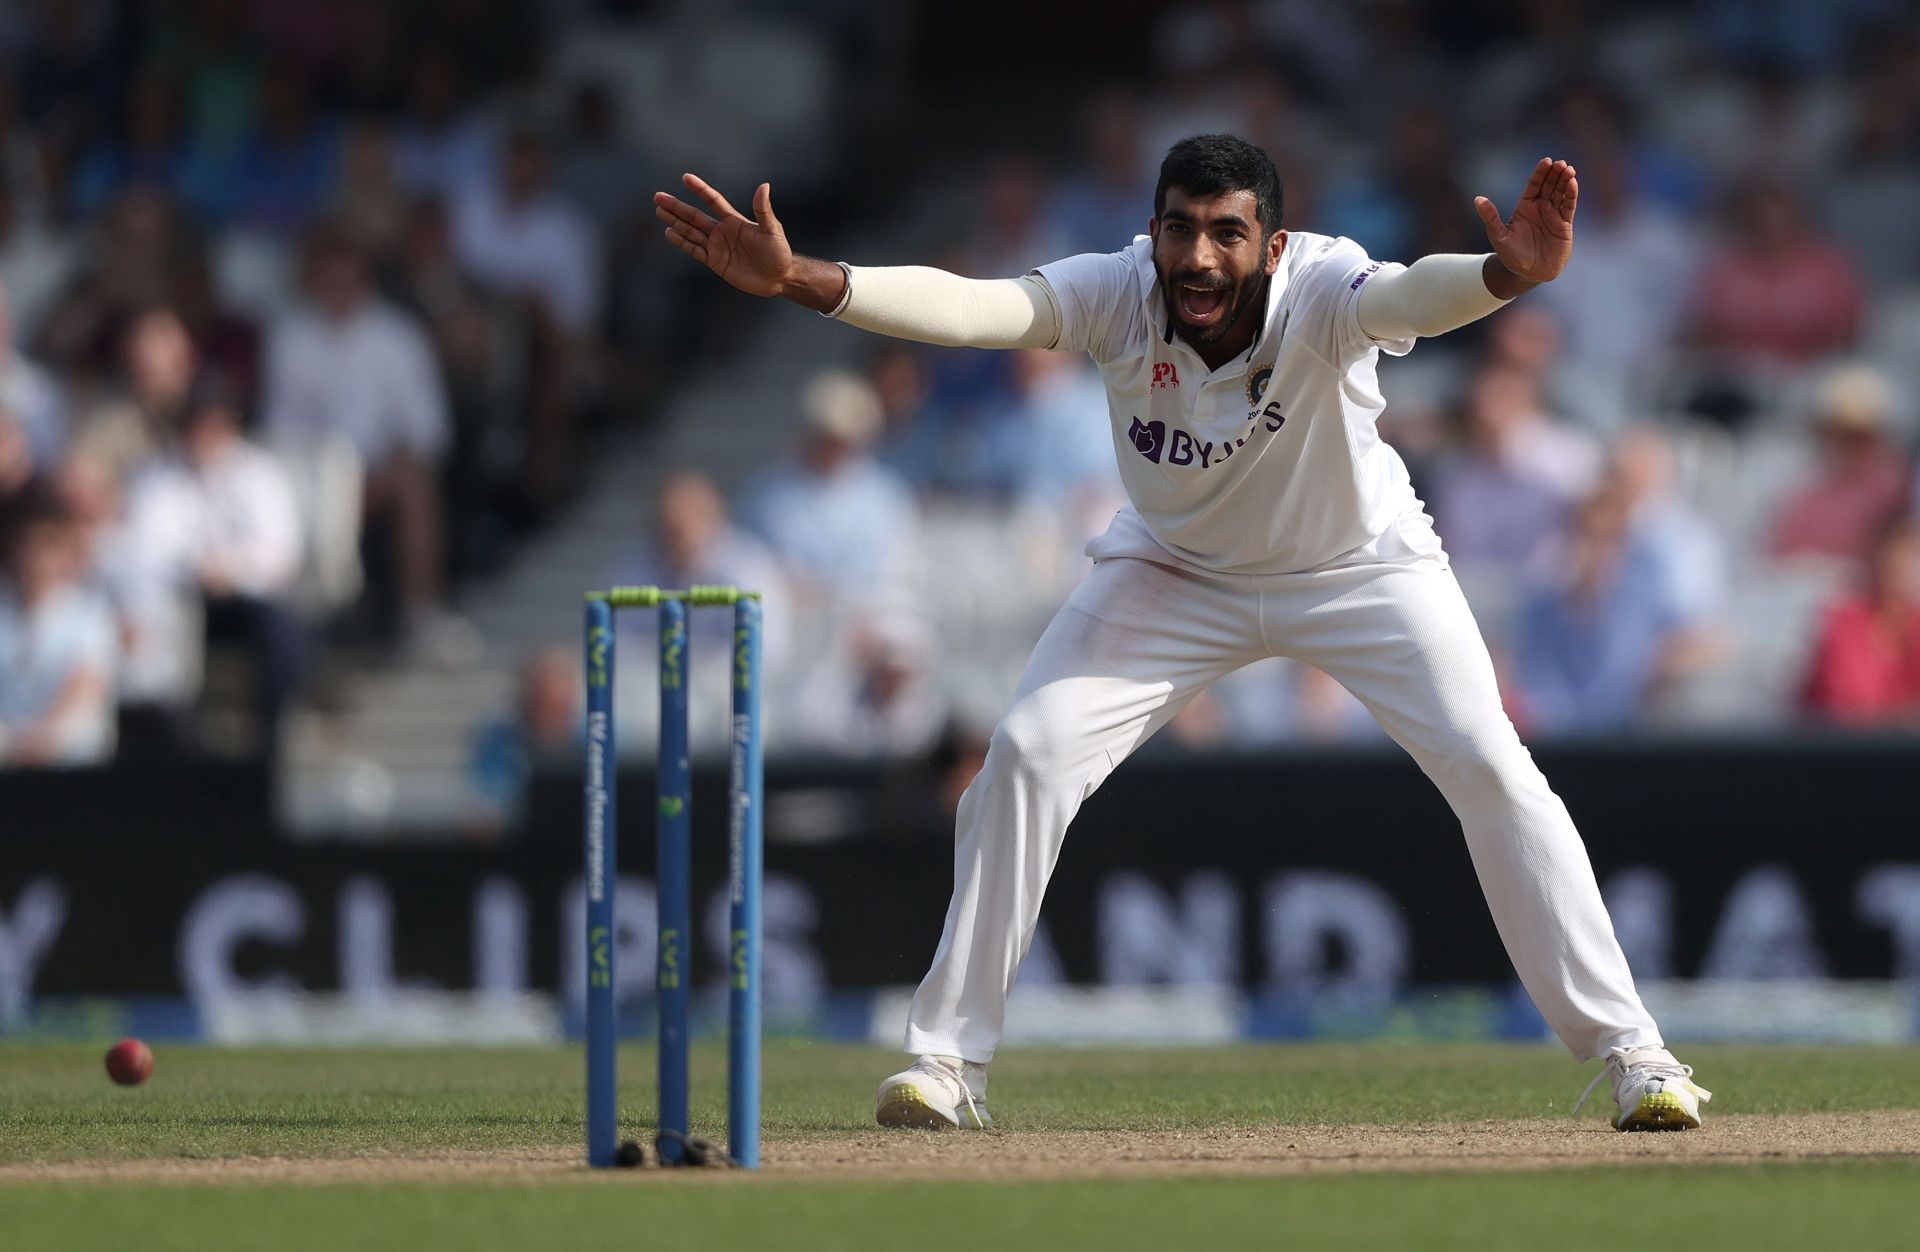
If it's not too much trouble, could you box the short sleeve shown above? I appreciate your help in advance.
[1291,235,1415,362]
[1034,246,1141,365]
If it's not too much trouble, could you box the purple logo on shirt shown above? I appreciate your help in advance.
[1349,262,1382,291]
[1128,417,1167,463]
[1126,404,1288,471]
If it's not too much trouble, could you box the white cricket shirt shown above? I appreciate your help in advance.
[1036,232,1443,579]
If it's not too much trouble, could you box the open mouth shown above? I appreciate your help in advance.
[1176,282,1228,326]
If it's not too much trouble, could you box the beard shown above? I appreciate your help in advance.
[1160,266,1269,349]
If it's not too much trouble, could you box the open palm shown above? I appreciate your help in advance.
[1475,158,1578,284]
[653,174,794,297]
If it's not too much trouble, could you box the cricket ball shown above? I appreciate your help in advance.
[105,1038,153,1086]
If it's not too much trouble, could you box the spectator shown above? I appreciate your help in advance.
[388,195,503,569]
[0,277,67,467]
[0,494,116,766]
[631,472,787,608]
[262,223,453,646]
[232,61,340,237]
[1514,485,1694,734]
[392,47,495,198]
[744,371,919,606]
[334,123,410,267]
[468,646,580,826]
[1801,516,1920,726]
[555,82,650,236]
[123,379,306,757]
[955,152,1071,279]
[68,305,198,487]
[621,471,790,671]
[1426,362,1598,575]
[1769,365,1910,568]
[1827,65,1920,290]
[1531,147,1699,429]
[169,252,261,413]
[0,407,32,502]
[58,445,198,757]
[0,179,77,346]
[67,69,196,220]
[1046,91,1154,255]
[1008,349,1125,542]
[1608,426,1727,626]
[451,127,597,504]
[789,606,948,759]
[35,189,189,381]
[1689,178,1864,371]
[451,128,598,337]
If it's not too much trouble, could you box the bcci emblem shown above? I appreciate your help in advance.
[1246,366,1272,408]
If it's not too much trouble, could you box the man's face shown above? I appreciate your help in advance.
[1150,187,1284,350]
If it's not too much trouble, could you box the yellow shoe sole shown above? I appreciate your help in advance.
[1616,1089,1702,1132]
[876,1084,958,1130]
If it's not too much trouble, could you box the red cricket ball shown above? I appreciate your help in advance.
[105,1038,153,1086]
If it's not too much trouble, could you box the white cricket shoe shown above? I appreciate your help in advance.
[1575,1046,1713,1131]
[876,1055,992,1129]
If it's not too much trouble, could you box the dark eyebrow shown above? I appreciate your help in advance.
[1161,207,1252,232]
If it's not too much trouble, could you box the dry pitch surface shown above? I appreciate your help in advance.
[5,1110,1918,1186]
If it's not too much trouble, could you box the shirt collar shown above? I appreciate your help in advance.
[1146,237,1293,361]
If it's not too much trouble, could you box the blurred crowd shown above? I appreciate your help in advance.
[0,0,669,767]
[560,0,1920,790]
[6,1,1920,789]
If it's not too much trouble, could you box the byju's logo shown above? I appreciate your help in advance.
[1128,416,1167,463]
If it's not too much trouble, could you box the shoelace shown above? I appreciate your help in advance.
[924,1055,986,1125]
[1571,1052,1696,1116]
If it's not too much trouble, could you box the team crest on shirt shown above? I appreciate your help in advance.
[1246,365,1272,407]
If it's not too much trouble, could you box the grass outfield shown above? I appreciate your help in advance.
[4,1042,1919,1250]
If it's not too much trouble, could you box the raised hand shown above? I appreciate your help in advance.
[653,174,795,298]
[1474,158,1578,285]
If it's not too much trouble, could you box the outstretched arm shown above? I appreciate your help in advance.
[654,174,1061,349]
[1358,157,1578,340]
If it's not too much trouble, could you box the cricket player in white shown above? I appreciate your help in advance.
[656,134,1711,1132]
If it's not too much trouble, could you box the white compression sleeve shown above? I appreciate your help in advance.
[828,266,1062,350]
[1355,253,1513,342]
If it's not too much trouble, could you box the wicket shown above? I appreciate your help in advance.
[583,585,764,1169]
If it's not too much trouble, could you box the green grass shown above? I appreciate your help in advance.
[3,1041,1917,1161]
[6,1166,1920,1251]
[4,1042,1918,1250]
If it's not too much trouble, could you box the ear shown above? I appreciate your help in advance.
[1148,216,1159,241]
[1265,229,1287,276]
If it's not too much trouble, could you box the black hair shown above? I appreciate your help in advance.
[1154,135,1284,234]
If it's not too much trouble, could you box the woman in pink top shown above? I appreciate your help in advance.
[1802,517,1920,726]
[1691,180,1863,368]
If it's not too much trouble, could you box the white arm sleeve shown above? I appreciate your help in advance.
[829,265,1062,350]
[1355,252,1513,342]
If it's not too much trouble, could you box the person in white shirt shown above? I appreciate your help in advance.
[123,379,306,756]
[0,500,116,766]
[656,135,1709,1134]
[449,128,597,502]
[263,225,451,641]
[452,129,599,337]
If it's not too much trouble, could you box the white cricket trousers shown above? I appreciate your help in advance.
[905,554,1663,1064]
